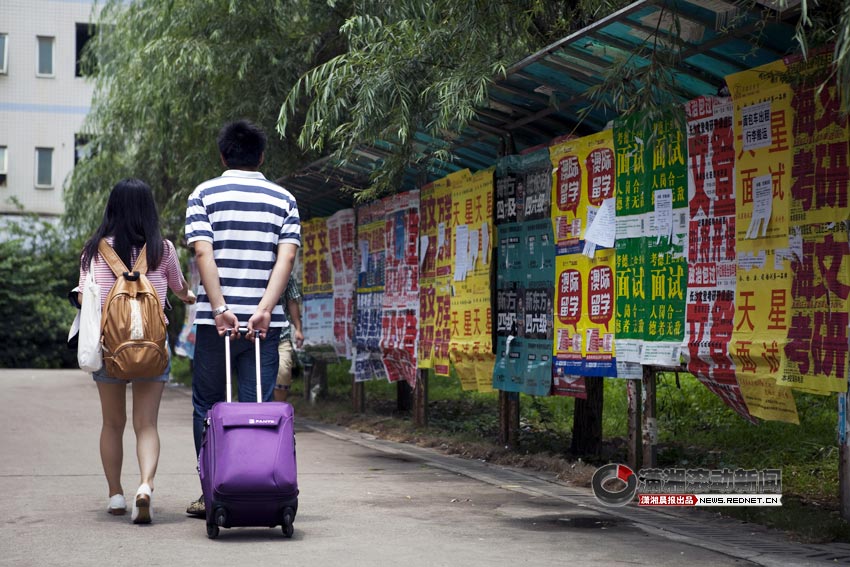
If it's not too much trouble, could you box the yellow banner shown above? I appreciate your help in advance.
[786,50,850,225]
[433,170,470,375]
[780,223,850,393]
[301,217,333,295]
[731,249,797,422]
[737,374,799,424]
[550,130,615,254]
[450,169,495,391]
[727,59,793,253]
[553,249,616,377]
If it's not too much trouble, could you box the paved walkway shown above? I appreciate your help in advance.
[1,369,848,566]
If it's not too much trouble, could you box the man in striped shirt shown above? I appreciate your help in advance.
[184,120,300,516]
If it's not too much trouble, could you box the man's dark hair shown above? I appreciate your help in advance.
[217,120,267,169]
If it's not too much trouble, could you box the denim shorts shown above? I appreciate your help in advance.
[92,348,171,384]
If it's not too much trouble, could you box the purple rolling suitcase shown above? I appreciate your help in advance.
[199,329,299,539]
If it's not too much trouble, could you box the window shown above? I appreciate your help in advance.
[75,23,97,77]
[35,147,53,187]
[0,34,7,75]
[0,146,7,186]
[37,36,54,77]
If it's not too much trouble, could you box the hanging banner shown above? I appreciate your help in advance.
[434,170,470,376]
[551,130,615,255]
[493,150,555,396]
[418,182,437,369]
[642,111,689,367]
[301,217,333,296]
[781,223,850,393]
[614,115,649,378]
[301,217,335,347]
[787,50,850,226]
[682,96,754,422]
[731,249,798,422]
[354,201,387,382]
[381,191,420,386]
[327,209,356,358]
[553,249,616,377]
[726,58,793,253]
[449,169,495,392]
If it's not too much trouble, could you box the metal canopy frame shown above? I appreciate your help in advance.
[279,0,801,220]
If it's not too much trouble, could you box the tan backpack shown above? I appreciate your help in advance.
[98,239,169,379]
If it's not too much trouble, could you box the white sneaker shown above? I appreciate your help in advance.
[107,494,126,515]
[132,484,152,524]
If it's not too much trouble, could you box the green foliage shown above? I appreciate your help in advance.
[280,0,629,202]
[65,0,349,239]
[0,216,83,368]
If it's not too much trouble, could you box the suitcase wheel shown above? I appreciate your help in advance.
[206,523,219,539]
[214,507,228,528]
[281,507,295,538]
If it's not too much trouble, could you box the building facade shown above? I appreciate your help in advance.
[0,0,97,217]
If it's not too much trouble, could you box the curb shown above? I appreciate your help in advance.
[302,419,850,567]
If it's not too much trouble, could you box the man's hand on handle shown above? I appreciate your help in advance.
[246,309,271,341]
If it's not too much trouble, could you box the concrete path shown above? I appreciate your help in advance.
[0,369,846,566]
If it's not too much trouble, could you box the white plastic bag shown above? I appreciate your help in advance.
[77,260,103,373]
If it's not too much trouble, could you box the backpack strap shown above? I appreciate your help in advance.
[97,238,129,279]
[98,239,150,278]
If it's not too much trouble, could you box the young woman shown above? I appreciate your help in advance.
[78,178,195,524]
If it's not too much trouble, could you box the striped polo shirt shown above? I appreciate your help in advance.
[185,169,301,327]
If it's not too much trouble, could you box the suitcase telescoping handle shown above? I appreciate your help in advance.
[224,328,263,403]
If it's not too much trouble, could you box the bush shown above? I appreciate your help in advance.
[0,216,82,368]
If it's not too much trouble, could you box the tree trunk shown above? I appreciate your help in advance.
[571,377,604,456]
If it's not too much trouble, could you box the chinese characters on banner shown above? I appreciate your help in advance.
[733,251,799,423]
[550,131,615,255]
[380,191,420,386]
[326,209,356,358]
[780,51,850,395]
[554,251,617,377]
[613,111,689,375]
[551,130,617,397]
[781,224,850,393]
[493,149,555,396]
[434,171,469,376]
[726,58,792,254]
[786,50,849,226]
[301,217,335,347]
[353,201,387,382]
[643,112,689,367]
[614,115,649,379]
[683,96,754,422]
[418,182,437,369]
[449,169,495,392]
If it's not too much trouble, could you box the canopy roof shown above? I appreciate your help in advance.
[279,0,802,219]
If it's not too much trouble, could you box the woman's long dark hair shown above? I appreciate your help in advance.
[80,178,164,271]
